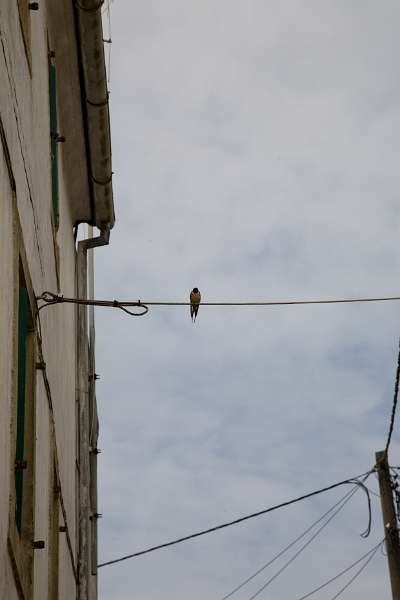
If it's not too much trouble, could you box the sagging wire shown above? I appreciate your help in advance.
[36,291,400,320]
[98,470,373,568]
[384,337,400,458]
[292,539,384,600]
[328,542,382,599]
[220,473,374,600]
[347,478,372,538]
[37,291,149,317]
[363,484,380,499]
[227,481,371,600]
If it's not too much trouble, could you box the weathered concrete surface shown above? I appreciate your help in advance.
[0,133,18,600]
[0,0,107,598]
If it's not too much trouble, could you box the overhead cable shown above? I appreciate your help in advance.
[328,542,381,599]
[384,337,400,457]
[222,473,373,600]
[37,291,400,319]
[293,539,383,600]
[97,471,372,568]
[236,486,361,600]
[220,487,357,600]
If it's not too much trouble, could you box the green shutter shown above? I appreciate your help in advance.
[49,63,59,229]
[15,287,28,533]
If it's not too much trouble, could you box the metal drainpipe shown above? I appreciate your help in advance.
[77,226,110,600]
[88,226,99,591]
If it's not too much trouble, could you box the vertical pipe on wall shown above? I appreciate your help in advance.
[88,226,99,587]
[77,226,109,600]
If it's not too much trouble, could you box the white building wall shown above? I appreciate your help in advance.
[32,375,51,600]
[0,139,20,600]
[0,0,95,597]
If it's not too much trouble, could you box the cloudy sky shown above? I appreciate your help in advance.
[95,2,400,598]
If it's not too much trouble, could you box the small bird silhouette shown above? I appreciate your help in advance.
[190,287,201,322]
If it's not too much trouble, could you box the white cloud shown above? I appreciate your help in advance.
[95,2,399,598]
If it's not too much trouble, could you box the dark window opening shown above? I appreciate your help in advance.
[15,267,34,534]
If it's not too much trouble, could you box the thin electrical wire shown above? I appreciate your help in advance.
[220,479,371,600]
[328,542,381,600]
[221,473,371,600]
[292,540,384,600]
[97,471,372,568]
[384,337,400,457]
[37,291,400,319]
[239,486,362,600]
[220,487,356,600]
[363,484,380,498]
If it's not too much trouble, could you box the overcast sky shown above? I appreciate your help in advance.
[95,2,400,599]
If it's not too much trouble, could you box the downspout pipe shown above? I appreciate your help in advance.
[77,226,110,600]
[88,226,99,583]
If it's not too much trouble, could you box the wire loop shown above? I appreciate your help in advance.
[118,304,149,317]
[346,479,371,538]
[37,292,149,318]
[97,469,374,567]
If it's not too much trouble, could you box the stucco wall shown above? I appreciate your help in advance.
[0,0,87,597]
[0,137,20,600]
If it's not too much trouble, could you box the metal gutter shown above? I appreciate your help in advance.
[73,0,115,230]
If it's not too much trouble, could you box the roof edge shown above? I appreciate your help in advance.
[73,0,115,230]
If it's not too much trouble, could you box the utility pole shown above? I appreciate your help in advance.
[375,450,400,600]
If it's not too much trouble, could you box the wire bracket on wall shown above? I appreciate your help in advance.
[37,291,149,317]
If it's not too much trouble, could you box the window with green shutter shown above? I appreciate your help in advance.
[13,268,35,536]
[49,62,59,229]
[7,199,36,600]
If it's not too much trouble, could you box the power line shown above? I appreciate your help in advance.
[364,484,380,498]
[97,471,372,568]
[220,486,358,600]
[293,539,383,600]
[222,474,373,600]
[239,486,362,600]
[384,337,400,457]
[328,542,381,600]
[37,291,400,318]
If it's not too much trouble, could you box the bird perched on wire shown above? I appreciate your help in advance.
[190,287,201,322]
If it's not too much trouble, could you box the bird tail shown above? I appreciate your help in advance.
[193,304,199,322]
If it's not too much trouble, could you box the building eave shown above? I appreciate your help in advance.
[74,0,115,231]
